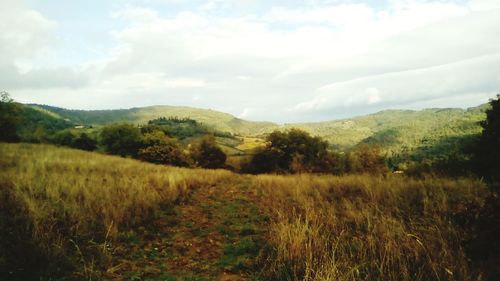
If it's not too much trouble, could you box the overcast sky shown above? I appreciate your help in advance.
[2,0,500,122]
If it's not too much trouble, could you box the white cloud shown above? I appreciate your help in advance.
[6,0,500,122]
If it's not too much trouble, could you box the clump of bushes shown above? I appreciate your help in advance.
[244,129,388,175]
[99,123,228,169]
[189,135,227,169]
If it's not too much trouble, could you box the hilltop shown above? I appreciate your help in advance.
[29,104,278,136]
[27,103,488,158]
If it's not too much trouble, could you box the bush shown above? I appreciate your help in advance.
[245,129,337,174]
[346,144,388,174]
[72,133,97,151]
[473,94,500,182]
[190,135,227,169]
[138,131,187,166]
[0,91,22,142]
[100,124,142,157]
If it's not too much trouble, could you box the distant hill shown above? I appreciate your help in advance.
[288,104,487,149]
[30,105,278,136]
[27,103,488,159]
[17,104,74,142]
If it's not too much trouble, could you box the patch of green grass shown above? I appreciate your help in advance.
[147,272,177,281]
[118,230,141,245]
[239,223,257,236]
[218,238,260,271]
[217,224,236,238]
[182,274,208,281]
[223,202,239,214]
[191,227,210,237]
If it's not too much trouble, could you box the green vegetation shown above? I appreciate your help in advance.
[31,104,277,135]
[189,135,227,169]
[0,91,22,142]
[245,129,336,174]
[138,131,188,166]
[472,94,500,182]
[24,102,488,172]
[147,117,211,140]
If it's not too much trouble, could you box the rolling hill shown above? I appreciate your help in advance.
[25,103,488,163]
[29,104,278,136]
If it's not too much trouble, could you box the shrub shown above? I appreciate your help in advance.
[138,131,187,166]
[246,129,337,174]
[190,135,227,169]
[346,144,388,174]
[100,123,142,157]
[72,133,97,151]
[0,91,22,142]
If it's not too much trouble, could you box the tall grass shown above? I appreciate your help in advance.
[254,174,488,281]
[0,143,233,278]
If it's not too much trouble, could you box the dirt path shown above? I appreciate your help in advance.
[105,176,267,281]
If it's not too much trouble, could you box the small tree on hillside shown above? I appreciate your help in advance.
[474,94,500,182]
[190,135,227,169]
[346,144,388,174]
[0,91,22,142]
[245,129,337,174]
[72,133,97,151]
[138,131,187,166]
[100,123,142,157]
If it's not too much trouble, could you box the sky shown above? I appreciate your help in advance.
[2,0,500,123]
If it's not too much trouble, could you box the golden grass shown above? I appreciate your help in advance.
[235,136,265,152]
[253,174,488,281]
[0,143,233,264]
[1,143,491,280]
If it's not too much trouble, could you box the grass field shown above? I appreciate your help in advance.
[0,143,496,280]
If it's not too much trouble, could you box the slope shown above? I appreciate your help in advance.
[31,104,278,136]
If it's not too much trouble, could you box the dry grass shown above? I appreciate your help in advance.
[253,174,488,281]
[0,143,234,277]
[0,143,492,280]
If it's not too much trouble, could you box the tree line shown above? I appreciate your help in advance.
[1,90,499,180]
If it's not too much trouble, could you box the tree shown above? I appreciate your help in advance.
[51,130,76,146]
[100,124,142,157]
[190,135,226,169]
[245,129,337,174]
[473,94,500,182]
[138,131,187,166]
[346,144,388,174]
[0,91,22,142]
[72,133,97,151]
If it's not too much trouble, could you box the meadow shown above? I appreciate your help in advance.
[0,143,495,280]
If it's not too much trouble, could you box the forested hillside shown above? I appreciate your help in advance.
[27,103,488,164]
[30,104,278,136]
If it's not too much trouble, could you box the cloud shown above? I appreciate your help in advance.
[0,0,91,90]
[6,0,500,122]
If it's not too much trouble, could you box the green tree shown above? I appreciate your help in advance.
[0,91,22,142]
[100,124,142,157]
[246,129,336,174]
[138,131,187,166]
[72,133,97,151]
[474,94,500,182]
[346,144,388,174]
[51,130,76,146]
[190,135,226,169]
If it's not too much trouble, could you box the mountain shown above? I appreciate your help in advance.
[287,105,488,150]
[27,103,488,158]
[30,105,278,136]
